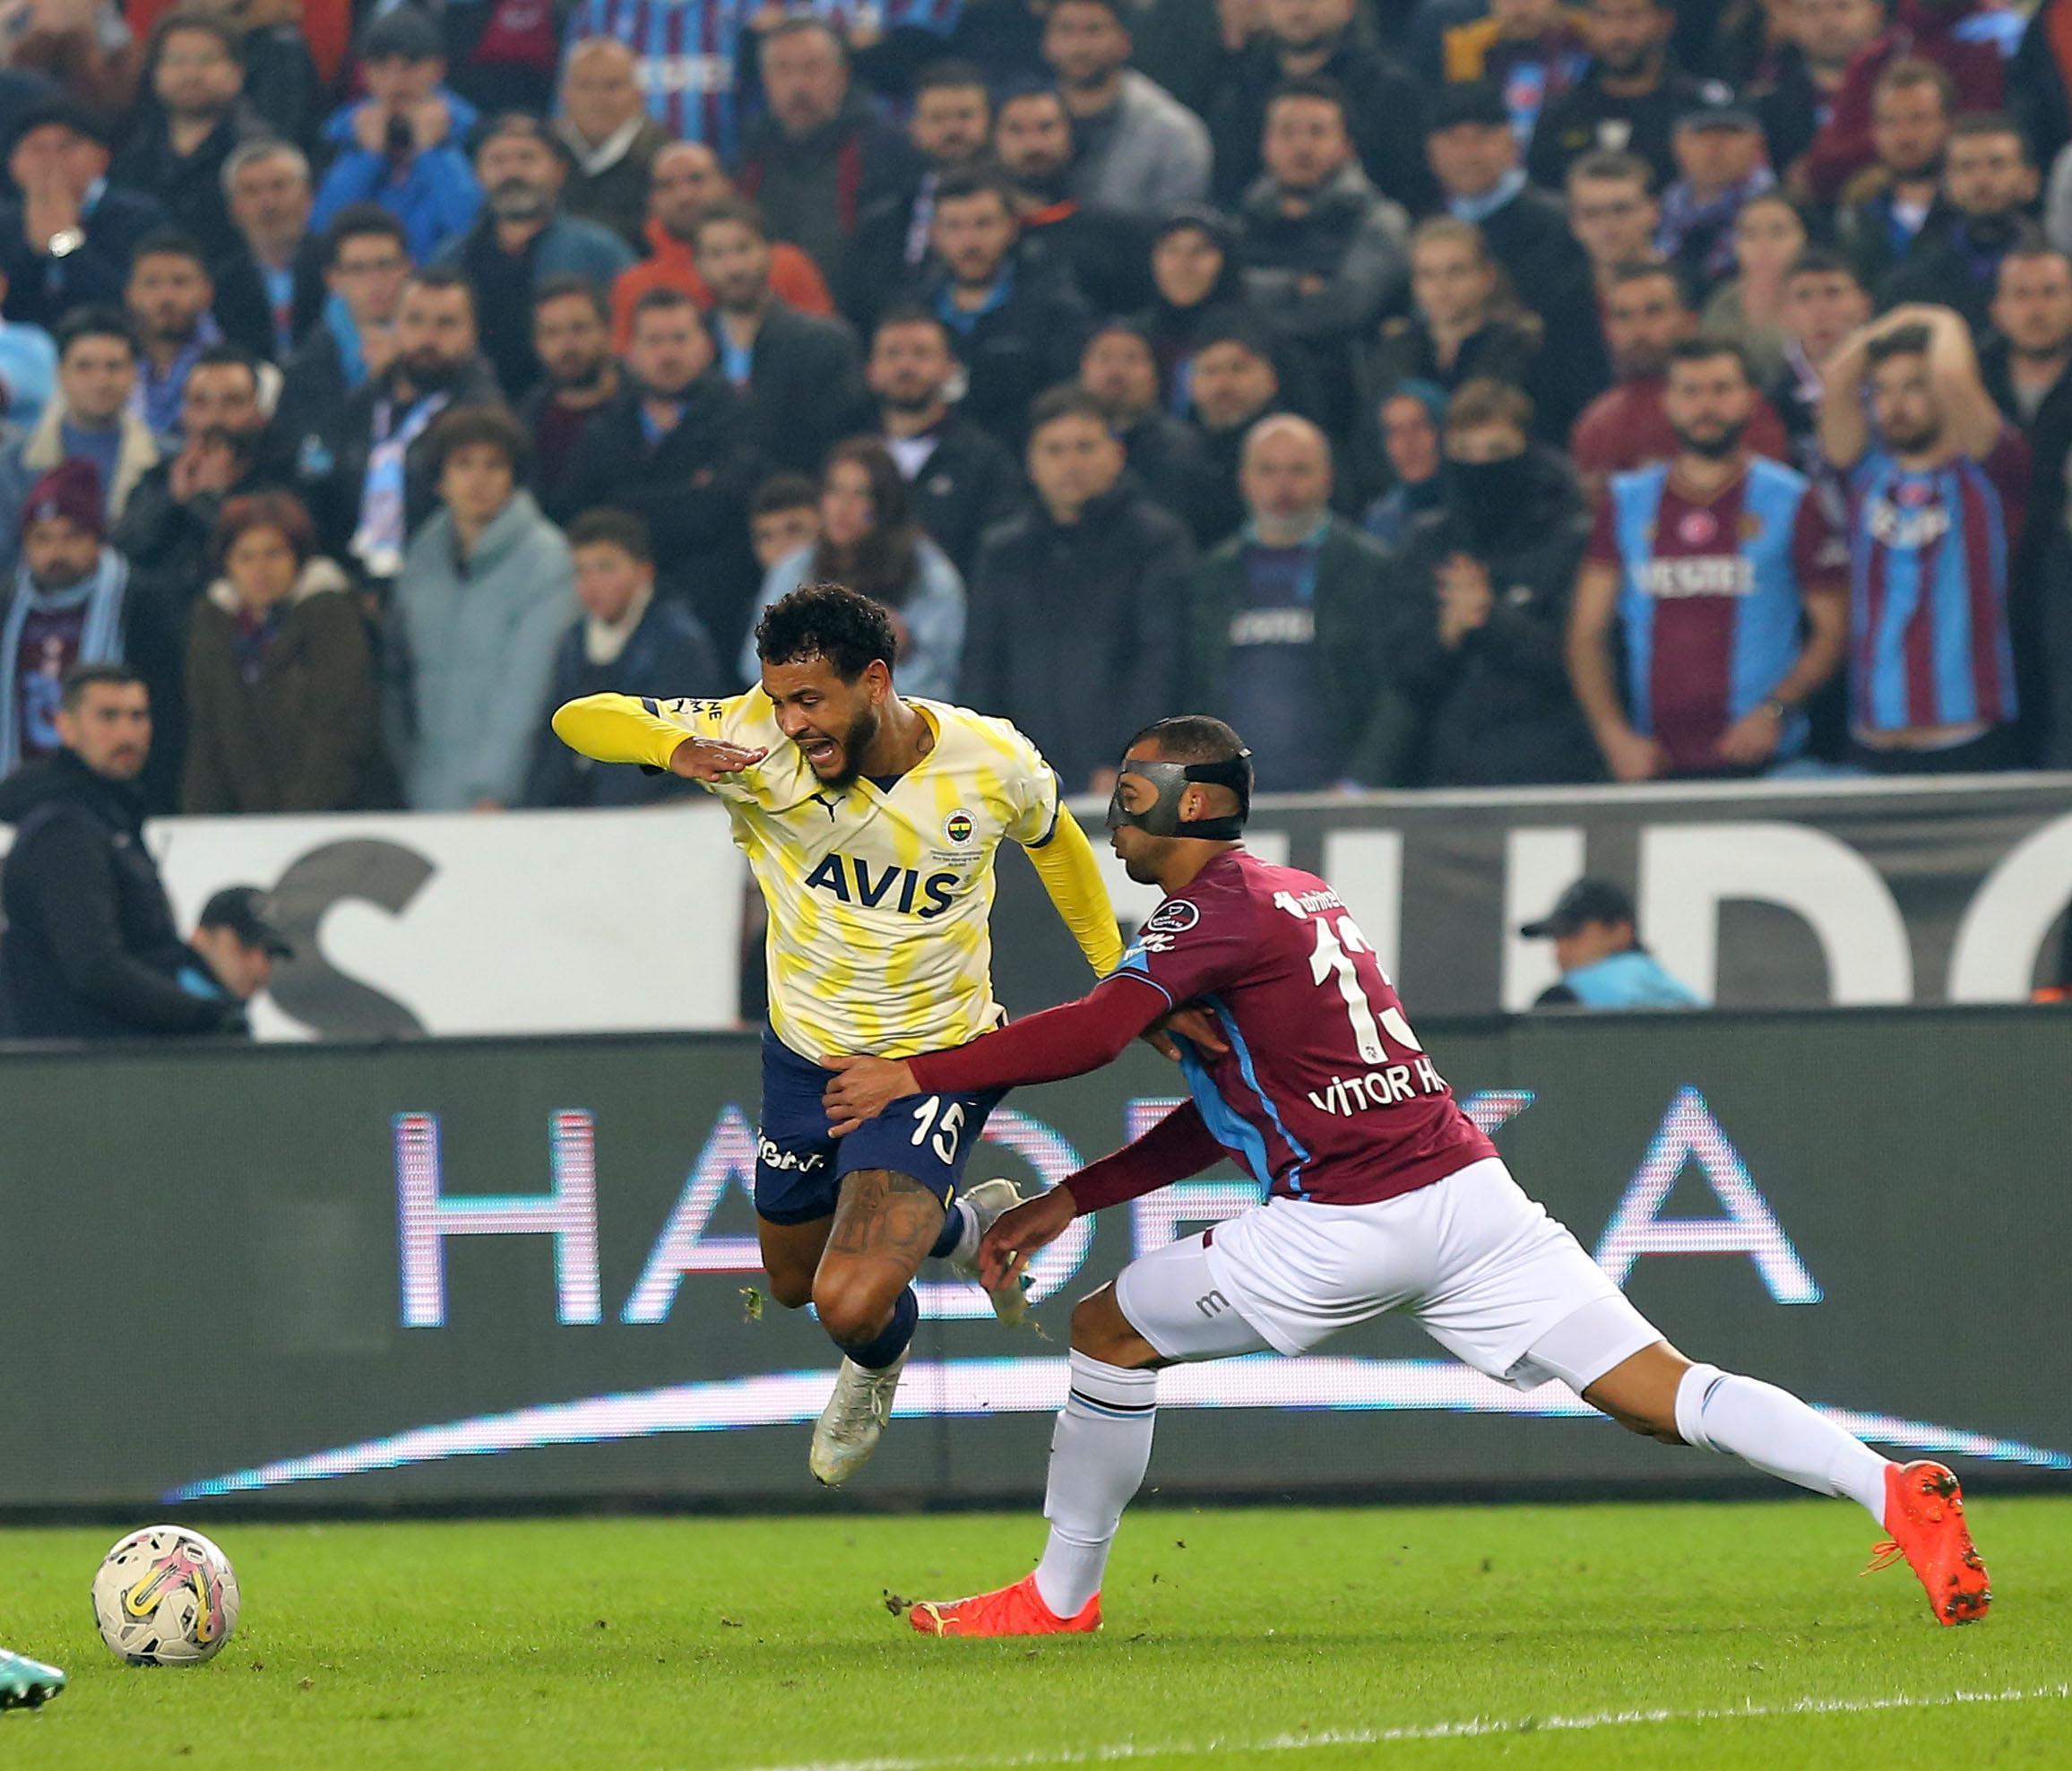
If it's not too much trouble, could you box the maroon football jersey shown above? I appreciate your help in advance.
[1116,850,1496,1205]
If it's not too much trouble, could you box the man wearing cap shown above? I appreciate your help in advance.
[0,663,242,1041]
[1520,877,1703,1009]
[1527,0,1715,192]
[0,97,168,332]
[1426,83,1601,386]
[0,459,186,809]
[309,10,484,265]
[431,112,635,401]
[177,886,292,1026]
[1655,99,1776,290]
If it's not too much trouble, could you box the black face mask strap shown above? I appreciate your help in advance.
[1106,749,1253,840]
[1176,749,1252,840]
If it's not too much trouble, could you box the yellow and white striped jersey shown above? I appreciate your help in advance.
[552,691,1121,1059]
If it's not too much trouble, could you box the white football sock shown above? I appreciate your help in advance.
[1032,1351,1157,1617]
[1674,1362,1891,1522]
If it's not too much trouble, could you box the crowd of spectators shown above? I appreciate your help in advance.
[1,0,2071,834]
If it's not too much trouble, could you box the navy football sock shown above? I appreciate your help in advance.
[842,1285,918,1370]
[928,1197,971,1262]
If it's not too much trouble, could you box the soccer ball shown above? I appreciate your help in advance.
[91,1526,240,1665]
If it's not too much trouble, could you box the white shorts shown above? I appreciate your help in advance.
[1112,1158,1663,1393]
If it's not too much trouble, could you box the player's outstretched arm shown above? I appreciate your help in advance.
[550,694,767,778]
[978,1103,1228,1290]
[821,972,1171,1135]
[1023,807,1125,977]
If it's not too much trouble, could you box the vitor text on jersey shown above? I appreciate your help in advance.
[1308,1058,1449,1118]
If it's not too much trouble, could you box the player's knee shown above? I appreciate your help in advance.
[766,1271,815,1311]
[1068,1288,1151,1367]
[813,1270,895,1347]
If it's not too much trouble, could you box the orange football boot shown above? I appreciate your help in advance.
[1863,1460,1991,1625]
[906,1574,1102,1638]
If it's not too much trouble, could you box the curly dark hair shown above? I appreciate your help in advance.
[754,582,897,681]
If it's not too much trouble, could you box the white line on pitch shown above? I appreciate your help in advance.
[735,1683,2072,1771]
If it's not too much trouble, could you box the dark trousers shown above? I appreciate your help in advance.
[1849,725,2024,775]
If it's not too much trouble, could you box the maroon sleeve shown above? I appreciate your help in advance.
[1066,1102,1230,1215]
[1748,395,1791,464]
[1982,424,2031,539]
[1584,489,1620,567]
[907,972,1171,1095]
[1791,484,1845,592]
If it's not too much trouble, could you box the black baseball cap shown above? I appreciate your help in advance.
[9,94,115,152]
[198,886,294,959]
[1518,877,1636,939]
[358,5,444,63]
[1676,93,1763,134]
[1429,82,1512,133]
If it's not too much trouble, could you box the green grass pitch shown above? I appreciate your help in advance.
[3,1498,2068,1768]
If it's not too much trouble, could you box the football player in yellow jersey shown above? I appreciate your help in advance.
[553,583,1126,1485]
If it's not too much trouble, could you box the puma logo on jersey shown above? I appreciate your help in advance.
[804,852,958,918]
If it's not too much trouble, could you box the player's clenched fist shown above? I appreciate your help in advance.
[978,1185,1076,1292]
[667,735,768,780]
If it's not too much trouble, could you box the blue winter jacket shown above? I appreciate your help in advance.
[311,89,484,263]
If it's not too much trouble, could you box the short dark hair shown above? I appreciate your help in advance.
[630,284,698,325]
[566,507,653,562]
[1875,56,1957,113]
[688,195,768,249]
[1049,0,1129,21]
[532,273,610,321]
[754,582,897,679]
[750,471,820,518]
[151,9,241,65]
[1446,376,1534,434]
[1266,74,1349,119]
[762,14,844,56]
[1568,149,1653,192]
[1608,255,1685,296]
[1667,333,1751,380]
[324,203,409,269]
[1866,322,1933,368]
[61,662,144,711]
[1027,384,1112,436]
[128,229,212,276]
[932,169,1016,215]
[1128,714,1245,765]
[190,341,259,385]
[474,109,564,157]
[1947,109,2029,159]
[872,303,950,346]
[1784,246,1863,285]
[916,57,987,96]
[55,306,137,360]
[426,404,531,480]
[211,489,318,574]
[402,264,477,315]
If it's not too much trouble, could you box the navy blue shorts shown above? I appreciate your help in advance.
[754,1028,1007,1225]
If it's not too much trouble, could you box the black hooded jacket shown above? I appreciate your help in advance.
[0,751,235,1039]
[1382,445,1601,787]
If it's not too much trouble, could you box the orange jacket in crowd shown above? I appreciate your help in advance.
[610,219,836,351]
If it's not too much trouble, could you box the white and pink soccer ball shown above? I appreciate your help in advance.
[91,1526,240,1665]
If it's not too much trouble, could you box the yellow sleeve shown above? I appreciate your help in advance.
[550,693,734,772]
[1024,806,1125,977]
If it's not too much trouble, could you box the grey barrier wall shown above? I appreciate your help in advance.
[2,1008,2066,1513]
